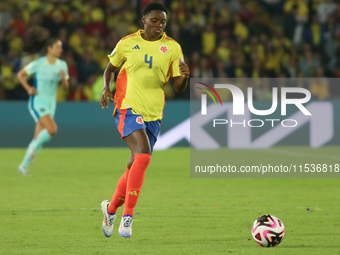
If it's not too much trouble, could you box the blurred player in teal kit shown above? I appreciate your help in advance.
[17,35,69,175]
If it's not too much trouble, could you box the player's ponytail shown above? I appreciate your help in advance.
[23,25,55,54]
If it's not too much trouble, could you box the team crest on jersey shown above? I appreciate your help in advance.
[136,116,144,124]
[159,45,168,53]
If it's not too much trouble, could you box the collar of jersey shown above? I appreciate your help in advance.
[43,57,61,66]
[137,29,166,42]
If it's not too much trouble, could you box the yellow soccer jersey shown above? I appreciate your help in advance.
[108,29,184,122]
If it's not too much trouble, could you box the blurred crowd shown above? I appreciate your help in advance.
[1,0,340,101]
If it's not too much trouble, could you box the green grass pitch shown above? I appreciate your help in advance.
[0,147,339,255]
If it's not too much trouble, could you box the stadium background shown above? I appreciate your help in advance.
[1,1,340,254]
[1,0,340,148]
[1,0,340,102]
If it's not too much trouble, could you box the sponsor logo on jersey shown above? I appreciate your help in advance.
[159,45,168,53]
[40,108,45,112]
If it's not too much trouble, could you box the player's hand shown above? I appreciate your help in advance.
[100,87,114,109]
[59,70,66,79]
[63,80,69,90]
[27,87,37,96]
[179,58,190,78]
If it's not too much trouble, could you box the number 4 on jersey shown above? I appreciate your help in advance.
[145,54,153,69]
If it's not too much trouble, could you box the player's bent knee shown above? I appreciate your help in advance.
[48,127,58,136]
[48,130,57,136]
[141,148,151,155]
[131,147,151,156]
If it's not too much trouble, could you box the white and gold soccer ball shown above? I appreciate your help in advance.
[251,215,285,247]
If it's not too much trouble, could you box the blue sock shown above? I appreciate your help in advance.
[31,129,52,151]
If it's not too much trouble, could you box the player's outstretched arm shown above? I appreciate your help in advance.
[172,59,190,93]
[17,68,36,96]
[100,62,118,109]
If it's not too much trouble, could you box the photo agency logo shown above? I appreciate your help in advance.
[154,79,334,151]
[196,82,223,108]
[197,82,312,128]
[190,80,334,149]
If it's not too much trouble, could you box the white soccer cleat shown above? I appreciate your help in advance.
[119,215,133,238]
[28,146,36,164]
[18,165,30,176]
[101,200,116,237]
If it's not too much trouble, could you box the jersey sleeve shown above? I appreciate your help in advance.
[107,40,125,67]
[24,59,40,75]
[171,43,184,77]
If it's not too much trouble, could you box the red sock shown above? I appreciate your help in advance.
[107,167,130,214]
[123,153,151,217]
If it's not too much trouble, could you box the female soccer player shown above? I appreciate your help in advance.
[17,37,69,175]
[100,3,190,238]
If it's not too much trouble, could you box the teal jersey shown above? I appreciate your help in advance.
[25,56,69,122]
[25,56,69,107]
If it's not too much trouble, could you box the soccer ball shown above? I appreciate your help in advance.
[251,214,285,247]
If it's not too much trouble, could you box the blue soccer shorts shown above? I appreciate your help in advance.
[115,108,161,154]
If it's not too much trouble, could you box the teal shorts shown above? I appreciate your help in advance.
[28,96,55,122]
